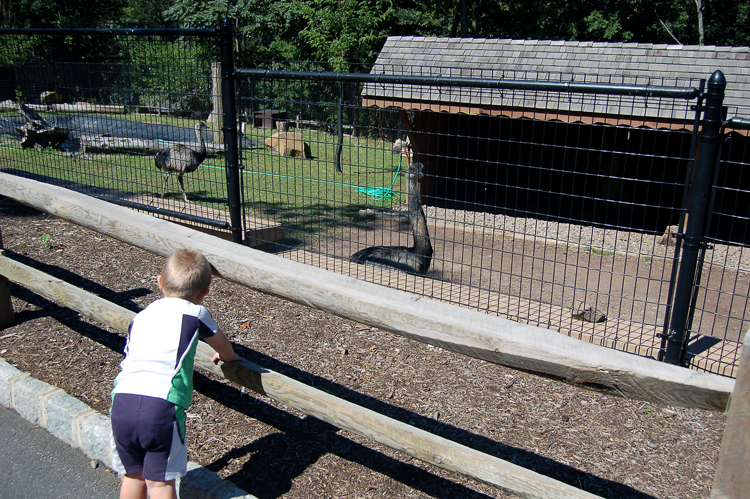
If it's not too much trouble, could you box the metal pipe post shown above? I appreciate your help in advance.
[219,17,243,244]
[663,70,726,365]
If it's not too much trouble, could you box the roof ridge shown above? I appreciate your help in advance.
[383,35,749,51]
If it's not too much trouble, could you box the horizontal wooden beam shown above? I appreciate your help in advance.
[0,173,735,411]
[711,328,750,499]
[0,252,601,499]
[26,103,128,114]
[79,135,225,156]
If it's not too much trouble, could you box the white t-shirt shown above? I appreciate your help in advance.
[112,297,218,409]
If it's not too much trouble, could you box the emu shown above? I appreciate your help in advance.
[349,162,433,275]
[392,136,412,156]
[154,122,208,203]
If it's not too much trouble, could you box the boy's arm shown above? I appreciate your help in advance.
[204,328,244,363]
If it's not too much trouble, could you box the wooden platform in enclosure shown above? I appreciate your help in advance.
[286,249,740,378]
[122,194,283,248]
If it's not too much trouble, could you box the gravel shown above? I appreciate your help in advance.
[412,206,750,272]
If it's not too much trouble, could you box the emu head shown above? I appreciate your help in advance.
[407,162,424,177]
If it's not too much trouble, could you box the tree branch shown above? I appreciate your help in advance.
[653,7,682,45]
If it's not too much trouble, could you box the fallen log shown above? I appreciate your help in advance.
[14,124,70,150]
[80,135,225,157]
[24,102,127,114]
[14,103,69,150]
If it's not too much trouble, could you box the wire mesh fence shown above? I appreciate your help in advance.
[0,28,235,233]
[685,110,750,375]
[1,27,748,377]
[237,64,748,377]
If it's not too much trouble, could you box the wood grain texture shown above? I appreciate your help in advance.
[711,328,750,499]
[0,173,736,411]
[0,252,132,334]
[220,360,601,499]
[0,251,599,499]
[80,136,225,156]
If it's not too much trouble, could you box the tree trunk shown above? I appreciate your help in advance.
[694,0,705,46]
[14,124,69,150]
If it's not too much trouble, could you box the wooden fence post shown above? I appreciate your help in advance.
[0,227,15,328]
[711,328,750,498]
[208,61,223,145]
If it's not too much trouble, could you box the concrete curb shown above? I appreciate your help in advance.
[0,357,257,499]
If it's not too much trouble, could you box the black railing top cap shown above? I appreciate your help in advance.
[237,68,701,99]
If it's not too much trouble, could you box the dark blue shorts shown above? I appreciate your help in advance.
[110,393,188,481]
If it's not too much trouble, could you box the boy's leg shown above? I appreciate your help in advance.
[120,472,147,499]
[146,478,177,499]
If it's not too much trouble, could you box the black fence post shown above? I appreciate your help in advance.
[662,70,726,365]
[219,17,243,244]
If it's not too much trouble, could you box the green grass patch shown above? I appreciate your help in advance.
[584,245,616,256]
[0,119,406,239]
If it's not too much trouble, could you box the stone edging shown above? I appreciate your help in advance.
[0,357,256,499]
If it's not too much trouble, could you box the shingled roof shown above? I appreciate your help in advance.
[362,36,750,127]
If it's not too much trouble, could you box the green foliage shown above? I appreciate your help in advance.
[40,233,52,249]
[121,0,174,25]
[2,0,128,27]
[584,10,631,41]
[164,0,309,61]
[298,0,393,71]
[127,38,216,113]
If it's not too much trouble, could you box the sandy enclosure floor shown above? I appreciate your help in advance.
[0,195,729,499]
[313,204,748,376]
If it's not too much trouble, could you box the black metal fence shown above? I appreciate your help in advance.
[0,25,235,233]
[0,22,748,378]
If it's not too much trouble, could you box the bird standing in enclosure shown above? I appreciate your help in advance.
[350,162,433,274]
[154,122,208,203]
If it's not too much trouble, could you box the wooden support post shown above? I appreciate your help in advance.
[208,62,224,145]
[711,328,750,498]
[0,228,15,328]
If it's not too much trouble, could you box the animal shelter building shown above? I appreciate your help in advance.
[361,37,750,241]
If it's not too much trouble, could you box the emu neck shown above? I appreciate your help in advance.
[407,174,433,256]
[195,127,206,158]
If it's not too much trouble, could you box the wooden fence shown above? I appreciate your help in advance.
[0,172,746,499]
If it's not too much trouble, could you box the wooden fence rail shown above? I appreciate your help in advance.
[0,252,599,499]
[0,172,747,498]
[0,173,735,411]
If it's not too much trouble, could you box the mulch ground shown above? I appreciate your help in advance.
[0,194,726,499]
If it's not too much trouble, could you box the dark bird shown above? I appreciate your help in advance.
[350,162,433,275]
[154,122,208,203]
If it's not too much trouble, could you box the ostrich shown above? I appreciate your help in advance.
[349,162,433,275]
[154,122,208,203]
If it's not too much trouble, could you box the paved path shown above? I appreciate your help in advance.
[0,404,122,498]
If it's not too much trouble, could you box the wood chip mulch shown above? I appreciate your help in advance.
[0,195,726,499]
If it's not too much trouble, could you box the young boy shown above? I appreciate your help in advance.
[110,248,243,499]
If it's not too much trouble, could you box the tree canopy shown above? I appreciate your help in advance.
[3,0,749,65]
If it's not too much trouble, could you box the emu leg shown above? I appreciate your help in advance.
[160,173,171,198]
[177,174,191,203]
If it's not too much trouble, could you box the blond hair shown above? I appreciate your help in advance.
[160,248,212,299]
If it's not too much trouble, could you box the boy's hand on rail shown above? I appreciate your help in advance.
[211,352,245,364]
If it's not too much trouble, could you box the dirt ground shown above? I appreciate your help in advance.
[0,195,727,499]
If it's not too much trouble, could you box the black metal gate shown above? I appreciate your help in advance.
[1,19,748,376]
